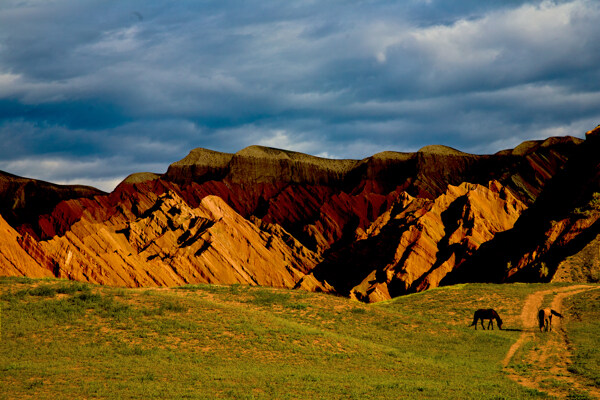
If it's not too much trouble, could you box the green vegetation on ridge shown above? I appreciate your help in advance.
[1,278,597,399]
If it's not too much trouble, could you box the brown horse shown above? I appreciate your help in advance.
[470,309,503,330]
[538,308,563,332]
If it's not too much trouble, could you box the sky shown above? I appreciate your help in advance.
[1,0,599,192]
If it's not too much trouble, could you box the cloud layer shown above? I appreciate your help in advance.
[1,0,599,191]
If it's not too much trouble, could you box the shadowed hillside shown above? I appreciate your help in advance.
[0,170,104,237]
[443,126,600,286]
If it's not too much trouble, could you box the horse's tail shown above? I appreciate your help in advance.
[551,309,564,318]
[470,311,478,327]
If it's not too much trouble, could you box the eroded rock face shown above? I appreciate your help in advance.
[166,146,359,186]
[0,214,54,278]
[445,133,600,286]
[27,191,321,288]
[305,181,526,302]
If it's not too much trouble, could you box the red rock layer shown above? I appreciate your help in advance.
[0,170,103,236]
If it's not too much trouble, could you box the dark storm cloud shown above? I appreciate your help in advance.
[1,0,599,191]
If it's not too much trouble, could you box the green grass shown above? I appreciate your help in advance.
[0,279,593,399]
[564,288,600,387]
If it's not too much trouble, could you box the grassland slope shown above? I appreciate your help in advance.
[2,278,598,399]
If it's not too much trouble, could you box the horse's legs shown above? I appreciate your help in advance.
[548,315,552,332]
[480,319,485,330]
[488,319,493,330]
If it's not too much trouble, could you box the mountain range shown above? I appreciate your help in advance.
[1,126,599,302]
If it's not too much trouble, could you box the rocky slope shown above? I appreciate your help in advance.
[445,126,600,286]
[299,181,527,302]
[161,137,581,254]
[15,189,320,288]
[0,170,104,238]
[166,137,582,204]
[0,214,55,279]
[0,132,598,301]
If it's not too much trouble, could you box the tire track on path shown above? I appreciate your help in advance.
[503,284,599,398]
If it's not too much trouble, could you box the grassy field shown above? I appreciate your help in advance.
[0,277,596,399]
[564,289,600,389]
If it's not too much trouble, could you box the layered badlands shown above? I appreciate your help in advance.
[1,132,599,302]
[302,181,527,302]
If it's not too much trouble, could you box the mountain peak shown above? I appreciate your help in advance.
[171,148,233,167]
[586,125,600,140]
[370,151,413,161]
[121,172,160,185]
[417,145,468,156]
[497,136,583,156]
[236,145,304,159]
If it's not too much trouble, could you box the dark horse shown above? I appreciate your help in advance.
[538,308,563,332]
[470,309,503,330]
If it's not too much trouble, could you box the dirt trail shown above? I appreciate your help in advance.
[504,285,600,398]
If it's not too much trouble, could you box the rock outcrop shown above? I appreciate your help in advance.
[302,181,526,302]
[160,138,582,254]
[444,132,600,286]
[164,138,582,204]
[1,132,598,302]
[0,214,54,278]
[26,191,321,288]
